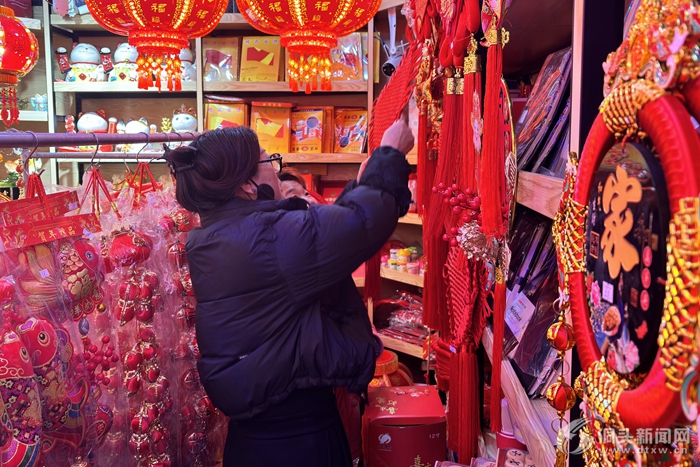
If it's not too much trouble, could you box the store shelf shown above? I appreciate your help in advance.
[482,326,556,467]
[19,111,49,122]
[380,334,424,359]
[214,13,256,30]
[353,276,365,288]
[379,0,406,11]
[53,81,197,93]
[284,153,367,163]
[203,80,368,93]
[398,213,422,225]
[380,268,424,287]
[515,171,563,219]
[19,16,41,30]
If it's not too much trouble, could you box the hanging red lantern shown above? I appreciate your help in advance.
[0,6,39,126]
[83,0,227,91]
[236,0,380,93]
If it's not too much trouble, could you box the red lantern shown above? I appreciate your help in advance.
[83,0,227,91]
[236,0,380,93]
[0,6,39,126]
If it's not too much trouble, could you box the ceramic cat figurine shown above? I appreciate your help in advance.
[66,43,106,82]
[109,43,139,82]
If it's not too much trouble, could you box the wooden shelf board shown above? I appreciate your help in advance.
[50,14,102,31]
[378,0,406,11]
[19,16,41,30]
[215,13,256,30]
[53,81,197,93]
[284,153,366,163]
[380,334,423,359]
[203,80,368,93]
[398,213,422,225]
[353,276,365,288]
[482,327,557,467]
[380,268,424,287]
[515,171,563,219]
[19,110,49,122]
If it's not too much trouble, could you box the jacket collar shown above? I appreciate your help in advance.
[199,197,309,228]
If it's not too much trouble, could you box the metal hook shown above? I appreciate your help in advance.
[23,131,39,174]
[136,132,150,163]
[90,133,100,168]
[175,132,184,148]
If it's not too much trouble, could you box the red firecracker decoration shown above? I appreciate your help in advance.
[236,0,380,93]
[0,6,39,126]
[83,0,227,91]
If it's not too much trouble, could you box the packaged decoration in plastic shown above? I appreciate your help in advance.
[330,33,363,81]
[334,108,368,153]
[205,96,249,130]
[202,37,241,82]
[251,101,292,153]
[296,105,334,152]
[291,108,324,153]
[239,36,282,82]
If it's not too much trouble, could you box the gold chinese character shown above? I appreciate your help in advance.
[197,9,208,18]
[49,230,56,239]
[314,1,330,10]
[68,226,76,236]
[187,20,196,26]
[601,165,642,278]
[32,214,38,221]
[151,16,160,23]
[58,227,67,237]
[269,1,281,12]
[150,2,166,12]
[376,397,385,404]
[38,231,46,242]
[312,14,321,21]
[106,3,119,13]
[343,18,352,26]
[354,7,365,17]
[116,17,125,23]
[275,16,284,21]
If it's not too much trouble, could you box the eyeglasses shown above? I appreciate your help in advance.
[259,153,283,173]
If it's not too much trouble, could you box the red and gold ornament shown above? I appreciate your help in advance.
[236,0,380,93]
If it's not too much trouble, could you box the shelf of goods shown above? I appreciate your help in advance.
[53,82,198,93]
[379,267,424,288]
[202,81,368,93]
[50,12,257,31]
[482,326,558,467]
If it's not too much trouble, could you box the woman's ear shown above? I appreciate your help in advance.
[238,179,257,199]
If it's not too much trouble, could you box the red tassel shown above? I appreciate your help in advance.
[364,255,381,303]
[447,346,460,453]
[416,108,429,215]
[478,43,504,237]
[490,281,506,433]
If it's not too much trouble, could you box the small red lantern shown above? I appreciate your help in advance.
[0,6,39,126]
[237,0,380,93]
[83,0,227,91]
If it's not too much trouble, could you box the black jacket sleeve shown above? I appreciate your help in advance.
[274,146,411,304]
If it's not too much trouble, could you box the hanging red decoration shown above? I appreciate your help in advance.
[0,6,39,127]
[83,0,227,91]
[236,0,380,93]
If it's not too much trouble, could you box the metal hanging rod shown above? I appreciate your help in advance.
[0,131,201,149]
[33,152,169,160]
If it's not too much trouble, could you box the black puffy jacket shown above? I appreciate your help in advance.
[186,146,411,421]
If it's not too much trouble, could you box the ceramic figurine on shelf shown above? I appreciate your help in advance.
[171,105,198,147]
[66,43,107,82]
[109,43,139,82]
[123,118,152,153]
[180,48,197,81]
[65,115,76,133]
[161,117,172,133]
[30,94,48,112]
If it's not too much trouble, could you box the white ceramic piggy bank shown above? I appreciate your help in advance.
[109,43,139,82]
[67,43,106,82]
[76,111,108,132]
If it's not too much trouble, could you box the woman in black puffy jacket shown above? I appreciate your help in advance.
[163,121,414,466]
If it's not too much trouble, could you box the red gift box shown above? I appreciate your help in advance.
[363,385,446,467]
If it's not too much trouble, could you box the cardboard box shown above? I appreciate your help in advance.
[205,97,248,130]
[334,108,368,153]
[364,386,446,467]
[297,105,334,152]
[203,37,240,82]
[240,36,282,82]
[251,101,292,153]
[291,108,324,153]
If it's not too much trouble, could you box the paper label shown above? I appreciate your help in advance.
[603,281,614,303]
[505,292,536,342]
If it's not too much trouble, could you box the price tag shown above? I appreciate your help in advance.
[505,293,536,342]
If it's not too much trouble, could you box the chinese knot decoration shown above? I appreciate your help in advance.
[236,0,380,93]
[0,6,39,126]
[83,0,227,91]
